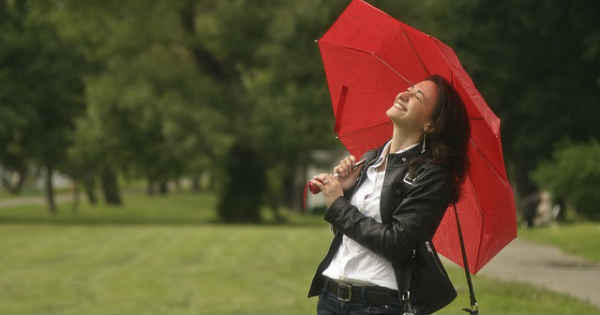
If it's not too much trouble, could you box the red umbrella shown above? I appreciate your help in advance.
[316,0,517,276]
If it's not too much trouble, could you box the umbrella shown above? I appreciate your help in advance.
[316,0,517,277]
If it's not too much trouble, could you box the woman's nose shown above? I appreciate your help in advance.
[398,91,409,102]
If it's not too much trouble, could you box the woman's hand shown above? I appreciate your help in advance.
[334,155,361,191]
[310,173,344,208]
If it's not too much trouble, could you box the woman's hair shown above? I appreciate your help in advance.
[409,74,470,203]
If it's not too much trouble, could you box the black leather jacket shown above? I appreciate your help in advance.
[308,143,452,298]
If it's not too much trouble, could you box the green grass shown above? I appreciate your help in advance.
[519,223,600,262]
[0,192,598,314]
[0,192,221,225]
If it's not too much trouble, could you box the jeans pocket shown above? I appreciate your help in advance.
[317,291,337,315]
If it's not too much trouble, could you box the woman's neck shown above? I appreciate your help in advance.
[389,124,422,153]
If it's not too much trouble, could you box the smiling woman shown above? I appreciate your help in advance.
[309,74,470,315]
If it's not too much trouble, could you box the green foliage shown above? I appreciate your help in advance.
[43,1,233,198]
[0,0,89,209]
[436,0,600,198]
[532,141,600,219]
[0,1,87,166]
[4,0,600,219]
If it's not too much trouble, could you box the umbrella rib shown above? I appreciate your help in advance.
[319,41,412,84]
[396,24,430,76]
[467,138,513,273]
[371,55,411,84]
[461,176,486,274]
[469,137,510,183]
[318,41,375,56]
[431,38,502,138]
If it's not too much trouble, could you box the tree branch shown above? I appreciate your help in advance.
[180,0,229,81]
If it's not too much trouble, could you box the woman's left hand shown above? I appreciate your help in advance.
[309,173,344,208]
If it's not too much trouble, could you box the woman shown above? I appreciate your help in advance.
[308,75,470,315]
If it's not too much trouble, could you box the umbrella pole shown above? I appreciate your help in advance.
[453,203,479,315]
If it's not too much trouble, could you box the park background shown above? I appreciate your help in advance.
[1,0,600,314]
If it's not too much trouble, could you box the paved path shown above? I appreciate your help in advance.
[467,238,600,308]
[0,194,72,208]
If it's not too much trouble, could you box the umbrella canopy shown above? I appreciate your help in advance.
[317,0,517,274]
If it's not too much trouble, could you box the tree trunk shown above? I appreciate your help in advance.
[216,143,266,223]
[101,167,122,205]
[159,180,168,195]
[14,166,27,194]
[45,165,57,215]
[208,172,216,191]
[555,198,567,222]
[282,167,295,210]
[146,178,155,196]
[82,174,97,205]
[191,175,200,192]
[282,163,304,212]
[297,161,308,212]
[512,162,539,226]
[72,179,80,213]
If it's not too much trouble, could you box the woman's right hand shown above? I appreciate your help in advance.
[334,155,362,190]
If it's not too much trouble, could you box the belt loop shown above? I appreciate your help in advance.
[323,277,330,291]
[360,286,367,303]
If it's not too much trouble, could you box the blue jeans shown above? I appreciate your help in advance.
[316,289,405,315]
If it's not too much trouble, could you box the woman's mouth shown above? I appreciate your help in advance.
[393,102,406,111]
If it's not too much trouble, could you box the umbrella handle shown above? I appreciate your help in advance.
[307,159,365,194]
[454,203,479,315]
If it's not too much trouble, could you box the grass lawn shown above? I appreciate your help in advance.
[0,192,598,314]
[518,222,600,262]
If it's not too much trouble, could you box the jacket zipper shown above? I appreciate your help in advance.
[426,241,446,275]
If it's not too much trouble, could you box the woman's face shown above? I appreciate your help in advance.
[386,80,439,133]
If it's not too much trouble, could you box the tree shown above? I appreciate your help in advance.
[41,0,233,204]
[532,140,600,220]
[0,0,89,213]
[427,0,600,209]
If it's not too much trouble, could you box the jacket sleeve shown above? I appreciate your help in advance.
[323,165,452,264]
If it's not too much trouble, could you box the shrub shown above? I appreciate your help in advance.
[531,140,600,220]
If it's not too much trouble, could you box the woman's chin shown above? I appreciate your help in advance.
[386,110,405,124]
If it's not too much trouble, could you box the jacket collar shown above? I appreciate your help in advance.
[368,140,423,169]
[388,143,423,168]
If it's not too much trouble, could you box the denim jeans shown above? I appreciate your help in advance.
[316,289,405,315]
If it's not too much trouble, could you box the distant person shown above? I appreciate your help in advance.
[308,75,470,315]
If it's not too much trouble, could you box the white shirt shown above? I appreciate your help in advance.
[322,141,419,290]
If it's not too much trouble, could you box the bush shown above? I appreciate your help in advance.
[531,140,600,220]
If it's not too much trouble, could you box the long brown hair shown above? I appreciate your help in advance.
[409,74,470,203]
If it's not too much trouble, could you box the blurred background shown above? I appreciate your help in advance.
[1,0,599,314]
